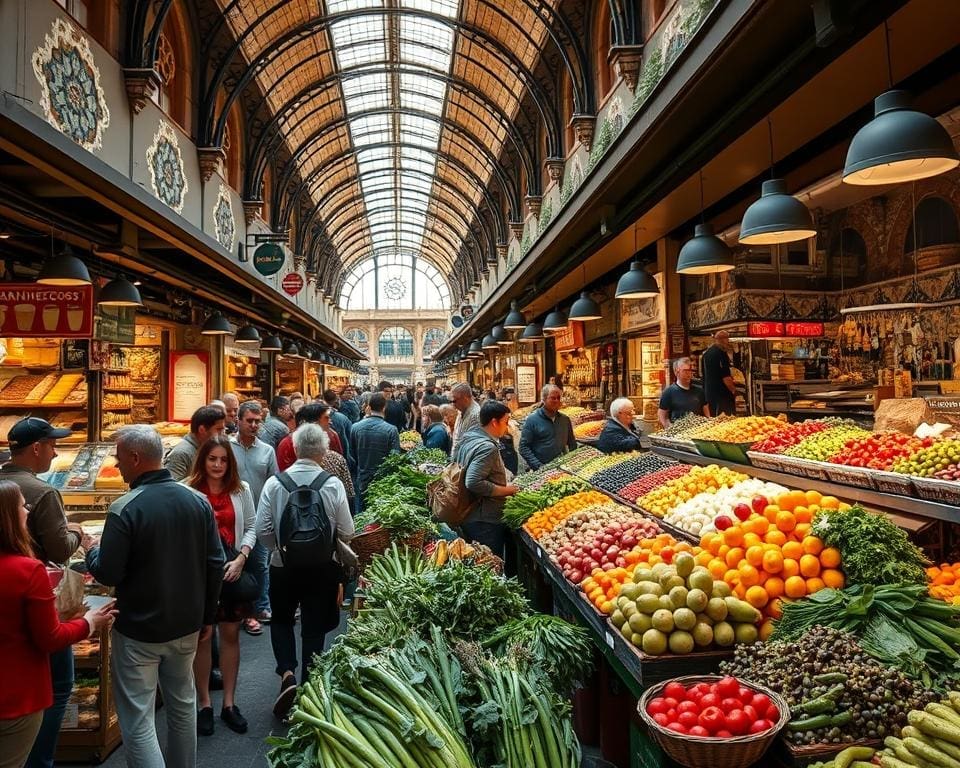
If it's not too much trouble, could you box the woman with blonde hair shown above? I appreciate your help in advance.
[0,480,114,767]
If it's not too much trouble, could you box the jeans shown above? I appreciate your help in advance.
[251,541,271,615]
[111,630,199,768]
[24,646,73,768]
[461,520,507,559]
[0,712,43,768]
[269,564,341,684]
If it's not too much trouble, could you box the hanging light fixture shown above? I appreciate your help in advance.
[492,324,512,345]
[234,323,261,344]
[200,312,232,335]
[468,339,483,356]
[616,262,659,299]
[569,291,603,321]
[260,333,282,352]
[543,306,568,332]
[739,119,815,245]
[37,242,91,286]
[519,322,544,342]
[97,276,143,307]
[677,171,735,274]
[481,333,498,349]
[503,300,526,330]
[282,340,300,357]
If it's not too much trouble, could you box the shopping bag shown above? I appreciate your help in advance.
[47,563,85,620]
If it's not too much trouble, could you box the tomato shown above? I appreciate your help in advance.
[663,683,687,702]
[666,709,677,722]
[698,706,725,734]
[750,693,773,713]
[714,515,733,531]
[716,676,740,699]
[734,503,752,521]
[678,711,699,728]
[725,709,750,736]
[742,705,758,723]
[720,698,741,712]
[646,698,669,716]
[765,703,780,722]
[677,701,700,715]
[688,725,710,737]
[662,697,680,711]
[737,686,754,702]
[751,495,768,514]
[715,729,733,738]
[652,713,670,727]
[699,693,720,709]
[691,683,711,698]
[667,722,688,734]
[749,719,773,734]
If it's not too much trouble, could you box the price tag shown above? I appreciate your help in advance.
[605,631,615,649]
[536,547,542,559]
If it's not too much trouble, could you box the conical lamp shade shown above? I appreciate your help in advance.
[615,262,659,299]
[283,341,300,357]
[519,322,544,342]
[843,90,959,185]
[677,224,735,274]
[234,324,261,344]
[97,277,143,307]
[492,324,512,345]
[37,246,91,286]
[201,312,232,335]
[739,179,815,245]
[569,291,602,321]
[481,333,498,349]
[468,339,483,356]
[543,307,568,332]
[261,334,282,352]
[503,300,526,330]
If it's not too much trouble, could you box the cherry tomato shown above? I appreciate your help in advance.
[750,693,773,713]
[737,686,754,702]
[652,713,670,727]
[749,719,773,734]
[646,698,669,716]
[720,698,741,712]
[699,693,721,709]
[677,701,700,715]
[667,722,688,734]
[662,696,680,711]
[715,729,733,738]
[742,705,759,723]
[765,703,780,722]
[688,725,710,738]
[678,711,699,728]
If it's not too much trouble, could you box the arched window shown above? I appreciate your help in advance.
[594,1,613,98]
[378,327,414,358]
[905,196,960,253]
[422,328,446,359]
[153,1,192,134]
[345,328,369,355]
[341,251,451,310]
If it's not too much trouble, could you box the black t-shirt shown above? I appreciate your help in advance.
[384,399,407,430]
[702,344,735,413]
[659,383,706,422]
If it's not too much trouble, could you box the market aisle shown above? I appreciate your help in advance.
[85,612,348,768]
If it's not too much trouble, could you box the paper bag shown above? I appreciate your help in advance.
[47,564,85,620]
[874,397,933,434]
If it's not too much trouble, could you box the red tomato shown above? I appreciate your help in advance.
[688,725,710,737]
[666,709,677,722]
[717,676,740,699]
[714,515,733,531]
[663,682,687,702]
[646,698,669,716]
[750,693,772,713]
[720,698,741,712]
[698,706,725,734]
[715,729,733,738]
[725,709,750,736]
[749,719,773,734]
[742,705,758,723]
[751,495,768,514]
[765,703,780,722]
[733,503,752,521]
[699,693,721,709]
[677,701,700,715]
[667,722,688,734]
[652,713,670,727]
[737,686,754,702]
[691,683,711,698]
[662,697,680,711]
[678,711,699,728]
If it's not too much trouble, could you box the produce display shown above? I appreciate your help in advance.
[553,445,602,471]
[538,505,654,558]
[826,432,935,471]
[891,439,960,480]
[576,453,636,480]
[654,412,714,438]
[720,625,936,745]
[399,429,422,450]
[693,415,788,444]
[644,676,782,736]
[357,452,437,539]
[559,406,604,426]
[501,476,591,529]
[514,467,572,490]
[638,465,749,518]
[522,491,614,539]
[619,464,692,502]
[550,511,661,585]
[751,420,833,454]
[573,420,605,439]
[782,425,872,461]
[425,538,502,571]
[664,477,788,536]
[876,694,960,768]
[928,564,960,605]
[587,453,676,494]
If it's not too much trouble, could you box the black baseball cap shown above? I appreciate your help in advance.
[7,417,71,451]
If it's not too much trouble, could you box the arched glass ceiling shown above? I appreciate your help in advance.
[342,252,451,310]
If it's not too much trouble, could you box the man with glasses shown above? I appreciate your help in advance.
[658,357,709,429]
[597,398,643,454]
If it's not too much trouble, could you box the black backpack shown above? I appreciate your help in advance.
[275,471,335,568]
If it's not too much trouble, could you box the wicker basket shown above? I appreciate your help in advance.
[823,463,875,489]
[746,451,787,472]
[637,675,790,768]
[393,529,428,552]
[911,476,960,506]
[351,526,392,572]
[871,470,915,496]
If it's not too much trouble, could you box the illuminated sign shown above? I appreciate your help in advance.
[747,321,824,338]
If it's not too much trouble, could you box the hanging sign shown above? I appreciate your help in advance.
[553,321,584,352]
[747,321,825,338]
[0,283,94,338]
[516,363,538,404]
[253,243,285,276]
[281,273,304,296]
[94,306,136,344]
[168,351,209,422]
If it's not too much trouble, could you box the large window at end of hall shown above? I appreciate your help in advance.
[378,327,415,358]
[341,252,450,311]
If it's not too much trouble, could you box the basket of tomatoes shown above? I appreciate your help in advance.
[638,675,790,768]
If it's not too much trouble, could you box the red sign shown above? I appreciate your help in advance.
[281,273,304,296]
[0,283,94,338]
[553,321,584,352]
[747,321,824,338]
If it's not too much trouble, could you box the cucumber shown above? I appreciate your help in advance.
[813,672,849,685]
[881,755,922,768]
[787,713,833,732]
[834,746,875,768]
[902,736,960,768]
[910,710,960,746]
[929,703,960,730]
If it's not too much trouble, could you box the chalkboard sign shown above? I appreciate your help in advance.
[62,339,89,370]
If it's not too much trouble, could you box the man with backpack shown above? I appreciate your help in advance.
[255,423,355,718]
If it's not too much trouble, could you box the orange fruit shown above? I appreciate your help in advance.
[726,547,746,569]
[706,534,723,556]
[709,559,727,579]
[822,568,845,588]
[794,506,811,524]
[748,516,770,536]
[805,490,823,506]
[784,575,807,598]
[759,619,775,641]
[800,554,821,578]
[781,559,801,579]
[764,530,787,547]
[776,511,797,533]
[820,547,842,568]
[794,523,812,540]
[762,549,784,574]
[743,532,762,549]
[746,585,769,608]
[700,533,713,550]
[763,576,785,598]
[806,577,826,594]
[764,504,781,522]
[724,568,741,585]
[766,597,784,619]
[739,563,761,587]
[745,545,765,568]
[820,495,841,510]
[802,536,824,556]
[695,550,713,566]
[733,583,747,599]
[723,527,744,547]
[781,541,803,560]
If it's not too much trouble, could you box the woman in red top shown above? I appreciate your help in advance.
[0,479,114,768]
[185,436,256,737]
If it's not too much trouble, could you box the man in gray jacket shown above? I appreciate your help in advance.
[163,405,225,481]
[452,400,518,558]
[519,384,576,469]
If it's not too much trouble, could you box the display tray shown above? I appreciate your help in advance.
[746,450,789,472]
[609,615,735,671]
[692,438,723,460]
[911,476,960,506]
[787,457,833,482]
[713,440,755,465]
[870,470,915,496]
[649,435,697,453]
[772,737,883,767]
[821,462,876,489]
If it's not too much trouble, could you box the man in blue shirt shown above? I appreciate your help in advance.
[518,384,576,469]
[338,385,361,424]
[350,393,400,511]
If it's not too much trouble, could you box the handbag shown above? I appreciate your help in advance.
[219,539,260,603]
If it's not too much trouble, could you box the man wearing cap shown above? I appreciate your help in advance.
[1,417,82,768]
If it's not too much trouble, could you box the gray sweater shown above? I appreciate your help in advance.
[453,426,508,525]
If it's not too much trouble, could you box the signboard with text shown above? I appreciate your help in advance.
[0,283,94,338]
[516,363,539,404]
[168,351,209,422]
[282,273,304,296]
[552,321,584,352]
[747,321,825,338]
[253,243,285,276]
[95,306,136,344]
[619,296,659,334]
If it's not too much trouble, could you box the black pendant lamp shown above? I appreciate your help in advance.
[568,291,603,321]
[97,277,143,307]
[738,179,815,245]
[615,262,659,299]
[843,90,959,185]
[481,333,498,350]
[519,321,544,342]
[468,339,483,356]
[283,340,300,357]
[260,333,282,352]
[543,306,568,332]
[38,243,91,286]
[503,300,526,330]
[234,323,261,344]
[677,224,735,274]
[492,324,512,345]
[200,312,232,335]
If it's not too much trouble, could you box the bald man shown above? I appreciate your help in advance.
[702,331,736,416]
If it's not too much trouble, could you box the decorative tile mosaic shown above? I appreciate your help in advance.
[146,120,188,214]
[213,183,236,250]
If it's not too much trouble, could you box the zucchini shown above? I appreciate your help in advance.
[881,756,922,768]
[788,713,833,732]
[902,736,960,768]
[911,710,960,746]
[930,703,960,730]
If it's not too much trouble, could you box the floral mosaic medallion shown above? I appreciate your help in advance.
[146,121,188,213]
[384,276,407,301]
[213,184,236,250]
[31,18,110,151]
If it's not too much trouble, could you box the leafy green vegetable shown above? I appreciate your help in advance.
[812,505,929,586]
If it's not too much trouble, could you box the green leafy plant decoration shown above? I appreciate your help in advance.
[537,197,553,235]
[631,47,663,116]
[520,230,532,257]
[681,0,716,40]
[587,118,614,172]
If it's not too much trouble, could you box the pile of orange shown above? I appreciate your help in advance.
[581,534,695,614]
[697,489,848,639]
[927,564,960,605]
[523,490,612,539]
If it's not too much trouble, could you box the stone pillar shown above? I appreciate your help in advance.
[656,236,684,374]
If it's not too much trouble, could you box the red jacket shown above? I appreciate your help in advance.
[0,554,89,718]
[276,429,343,472]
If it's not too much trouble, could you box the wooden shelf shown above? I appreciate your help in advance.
[0,402,85,408]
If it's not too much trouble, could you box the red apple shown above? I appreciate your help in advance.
[733,503,752,521]
[751,495,768,514]
[714,515,733,531]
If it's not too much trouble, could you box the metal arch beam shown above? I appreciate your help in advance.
[250,65,536,203]
[125,0,174,69]
[200,7,566,158]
